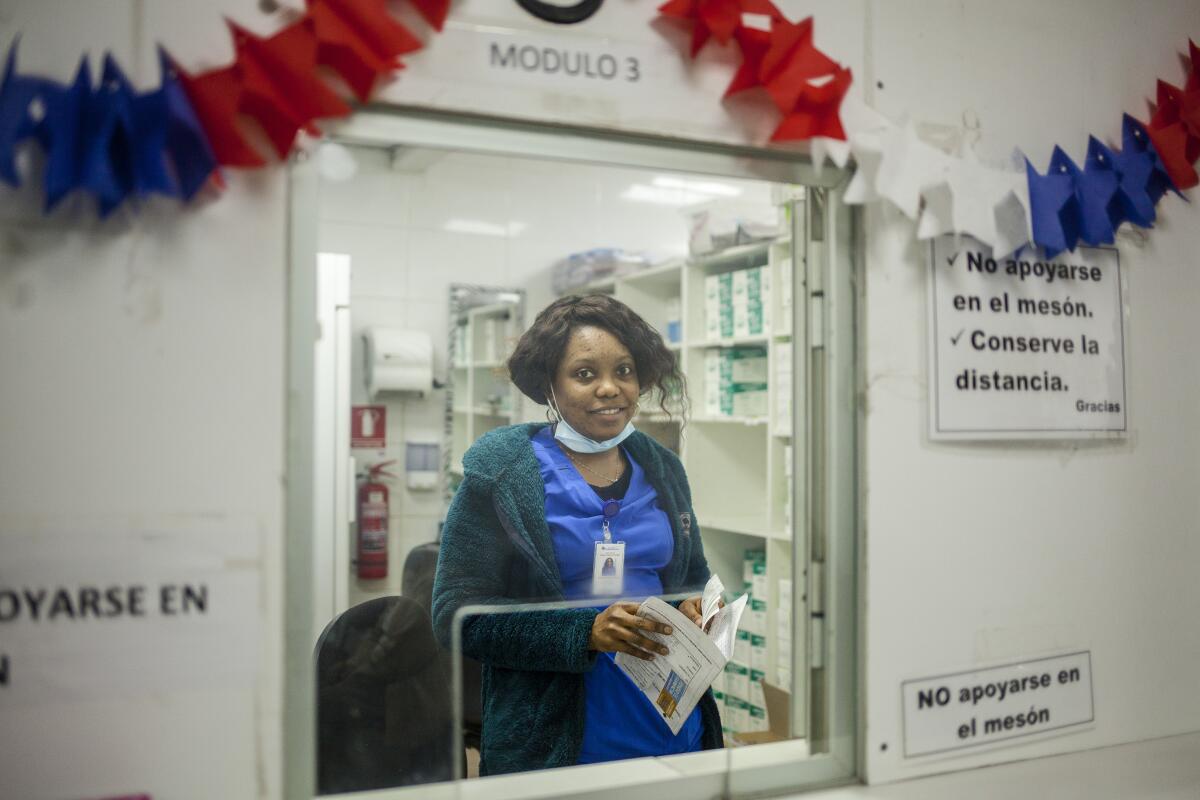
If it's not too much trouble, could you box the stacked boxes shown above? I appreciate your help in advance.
[704,347,768,419]
[704,273,734,340]
[720,550,769,738]
[732,266,771,337]
[777,578,794,688]
[705,266,770,342]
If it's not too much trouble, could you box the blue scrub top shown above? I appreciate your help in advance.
[531,427,703,764]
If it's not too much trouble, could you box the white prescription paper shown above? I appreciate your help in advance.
[615,575,748,734]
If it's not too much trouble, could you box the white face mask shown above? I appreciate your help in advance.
[548,385,636,453]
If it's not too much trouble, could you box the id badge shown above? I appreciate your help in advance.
[592,541,625,596]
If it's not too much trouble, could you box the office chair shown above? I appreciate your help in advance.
[315,596,454,794]
[401,541,484,751]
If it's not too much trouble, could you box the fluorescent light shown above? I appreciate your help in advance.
[621,184,709,207]
[443,219,527,237]
[652,175,743,197]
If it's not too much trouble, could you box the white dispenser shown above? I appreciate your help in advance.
[363,327,433,398]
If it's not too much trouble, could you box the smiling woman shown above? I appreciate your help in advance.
[431,293,720,774]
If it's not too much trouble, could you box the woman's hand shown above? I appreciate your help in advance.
[589,602,673,661]
[679,595,724,632]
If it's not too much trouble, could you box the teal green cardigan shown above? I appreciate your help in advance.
[431,423,724,775]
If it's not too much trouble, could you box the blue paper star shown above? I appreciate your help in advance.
[81,54,138,217]
[1109,114,1180,229]
[153,47,217,201]
[0,38,55,187]
[1077,137,1121,246]
[128,56,183,200]
[1026,147,1082,257]
[37,57,91,212]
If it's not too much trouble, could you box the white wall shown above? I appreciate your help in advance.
[0,3,287,799]
[1,0,1198,797]
[856,0,1200,783]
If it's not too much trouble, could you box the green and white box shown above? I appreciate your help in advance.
[732,268,750,338]
[750,669,767,707]
[749,704,768,733]
[704,274,721,341]
[727,661,750,697]
[730,346,768,383]
[751,636,768,672]
[718,272,734,339]
[731,382,768,418]
[746,266,768,336]
[751,560,768,599]
[750,599,768,637]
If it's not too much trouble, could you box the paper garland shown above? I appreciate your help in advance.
[0,0,448,216]
[0,0,1195,256]
[658,2,1198,258]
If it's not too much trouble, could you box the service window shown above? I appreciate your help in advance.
[286,111,858,799]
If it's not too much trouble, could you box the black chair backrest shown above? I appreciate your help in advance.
[401,542,483,732]
[315,596,454,794]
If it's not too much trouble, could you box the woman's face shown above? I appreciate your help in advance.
[551,325,640,442]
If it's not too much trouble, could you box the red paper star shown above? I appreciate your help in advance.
[659,0,781,57]
[770,66,852,142]
[175,61,266,168]
[308,0,422,101]
[759,16,839,115]
[409,0,451,32]
[724,25,770,97]
[1145,119,1199,190]
[228,20,351,156]
[1146,76,1200,192]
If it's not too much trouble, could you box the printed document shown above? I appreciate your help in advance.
[615,575,748,734]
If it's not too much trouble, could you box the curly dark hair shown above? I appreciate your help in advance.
[507,294,688,420]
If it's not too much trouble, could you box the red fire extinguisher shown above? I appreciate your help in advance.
[357,460,396,580]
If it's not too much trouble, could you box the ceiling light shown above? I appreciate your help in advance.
[443,219,528,237]
[652,175,743,197]
[621,184,709,207]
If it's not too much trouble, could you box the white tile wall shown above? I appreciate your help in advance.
[317,145,774,604]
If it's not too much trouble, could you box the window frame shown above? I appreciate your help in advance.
[284,106,860,799]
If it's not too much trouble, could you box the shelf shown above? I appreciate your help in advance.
[622,259,683,290]
[692,415,768,426]
[690,239,784,271]
[689,334,771,347]
[700,514,789,541]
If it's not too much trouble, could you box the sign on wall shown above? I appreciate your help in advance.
[901,651,1094,758]
[351,405,387,450]
[927,236,1127,439]
[0,524,260,708]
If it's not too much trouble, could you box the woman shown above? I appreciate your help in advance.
[432,294,722,776]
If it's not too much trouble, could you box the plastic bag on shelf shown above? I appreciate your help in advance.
[551,248,651,294]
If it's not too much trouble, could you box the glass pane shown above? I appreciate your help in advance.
[303,138,834,794]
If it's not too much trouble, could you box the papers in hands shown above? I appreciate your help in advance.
[614,574,749,734]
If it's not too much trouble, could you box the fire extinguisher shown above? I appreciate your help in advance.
[357,460,396,580]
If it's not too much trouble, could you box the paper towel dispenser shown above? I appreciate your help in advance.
[364,327,433,398]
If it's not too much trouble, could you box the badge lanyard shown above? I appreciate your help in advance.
[592,498,625,596]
